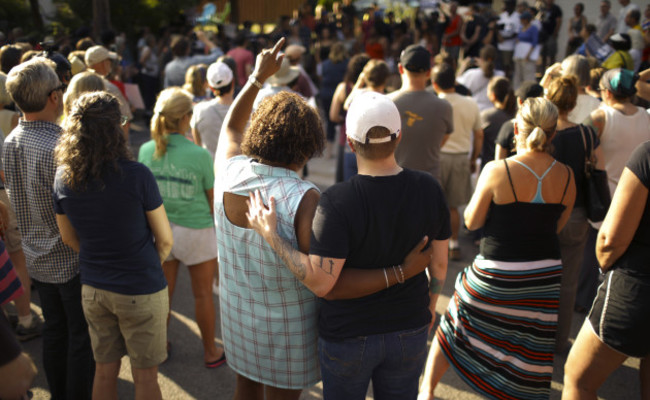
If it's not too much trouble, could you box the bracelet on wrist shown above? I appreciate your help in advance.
[382,268,389,289]
[248,75,263,89]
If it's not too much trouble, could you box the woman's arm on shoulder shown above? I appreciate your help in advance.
[146,204,174,263]
[586,108,606,138]
[464,160,498,230]
[556,165,576,233]
[596,167,648,271]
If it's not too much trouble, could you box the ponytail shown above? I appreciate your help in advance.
[482,59,495,79]
[150,111,169,159]
[479,45,497,79]
[526,126,547,152]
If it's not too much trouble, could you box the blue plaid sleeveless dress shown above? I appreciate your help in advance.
[214,156,320,389]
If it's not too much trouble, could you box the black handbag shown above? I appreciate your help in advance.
[579,125,611,222]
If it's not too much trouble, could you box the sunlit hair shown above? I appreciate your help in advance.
[344,53,371,85]
[55,92,131,191]
[561,55,590,87]
[515,97,558,152]
[6,57,59,113]
[63,71,105,116]
[183,64,208,98]
[242,91,324,165]
[546,75,578,113]
[0,72,11,105]
[151,87,193,159]
[363,59,390,88]
[329,42,348,64]
[488,76,517,116]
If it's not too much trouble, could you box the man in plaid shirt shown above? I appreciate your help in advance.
[4,57,93,400]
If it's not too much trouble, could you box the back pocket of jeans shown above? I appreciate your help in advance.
[398,325,429,371]
[319,336,367,378]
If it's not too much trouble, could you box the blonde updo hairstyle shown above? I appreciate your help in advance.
[515,97,558,152]
[151,87,193,159]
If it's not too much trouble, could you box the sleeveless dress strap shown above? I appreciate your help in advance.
[503,160,518,202]
[560,164,571,204]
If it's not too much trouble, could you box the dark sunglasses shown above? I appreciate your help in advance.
[48,83,67,96]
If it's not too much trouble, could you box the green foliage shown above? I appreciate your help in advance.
[0,0,33,30]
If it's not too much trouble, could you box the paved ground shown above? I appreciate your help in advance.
[17,116,641,399]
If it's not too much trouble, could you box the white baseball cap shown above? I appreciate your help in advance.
[207,61,233,89]
[84,45,117,67]
[346,91,401,144]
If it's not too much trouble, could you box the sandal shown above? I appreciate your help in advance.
[205,353,227,369]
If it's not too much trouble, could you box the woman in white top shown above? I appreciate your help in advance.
[590,68,650,194]
[456,45,504,111]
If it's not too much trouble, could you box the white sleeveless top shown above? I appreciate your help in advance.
[599,103,650,194]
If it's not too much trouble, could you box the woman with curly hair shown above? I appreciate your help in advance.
[138,87,226,369]
[53,92,173,400]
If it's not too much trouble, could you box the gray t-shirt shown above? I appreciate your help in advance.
[389,90,454,181]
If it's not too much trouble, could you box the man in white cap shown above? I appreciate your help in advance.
[85,45,133,137]
[248,90,450,399]
[191,61,234,159]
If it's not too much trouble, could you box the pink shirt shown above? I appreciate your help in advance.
[227,47,254,87]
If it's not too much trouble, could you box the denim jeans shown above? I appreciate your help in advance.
[318,324,429,400]
[33,275,94,400]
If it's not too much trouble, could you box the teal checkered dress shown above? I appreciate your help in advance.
[215,156,320,389]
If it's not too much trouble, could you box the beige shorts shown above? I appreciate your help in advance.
[440,152,472,208]
[0,189,22,253]
[166,223,218,266]
[82,285,169,369]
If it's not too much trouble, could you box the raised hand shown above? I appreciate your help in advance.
[252,37,286,83]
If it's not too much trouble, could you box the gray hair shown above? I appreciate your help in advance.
[6,57,60,113]
[515,97,558,152]
[561,55,590,87]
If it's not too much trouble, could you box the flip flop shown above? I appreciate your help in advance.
[205,353,227,369]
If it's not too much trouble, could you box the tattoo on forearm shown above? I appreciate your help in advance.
[429,277,442,294]
[271,234,307,281]
[317,258,334,276]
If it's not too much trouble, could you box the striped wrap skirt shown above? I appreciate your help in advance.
[437,255,562,400]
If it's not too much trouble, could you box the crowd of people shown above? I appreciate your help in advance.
[1,0,650,399]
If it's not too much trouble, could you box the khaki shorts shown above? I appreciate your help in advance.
[0,189,22,253]
[440,152,472,208]
[82,285,169,369]
[166,223,218,266]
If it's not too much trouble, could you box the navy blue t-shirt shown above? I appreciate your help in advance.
[53,159,166,295]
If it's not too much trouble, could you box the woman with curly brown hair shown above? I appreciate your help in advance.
[53,91,173,400]
[215,38,325,400]
[138,87,226,369]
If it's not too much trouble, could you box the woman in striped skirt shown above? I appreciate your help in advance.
[419,98,576,400]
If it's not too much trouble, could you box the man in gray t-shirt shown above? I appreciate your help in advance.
[389,45,453,181]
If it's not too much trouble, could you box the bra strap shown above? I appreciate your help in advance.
[560,164,571,204]
[503,160,518,202]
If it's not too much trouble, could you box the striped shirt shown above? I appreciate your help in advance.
[3,120,79,283]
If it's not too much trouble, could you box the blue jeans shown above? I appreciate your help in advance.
[318,324,429,400]
[33,275,94,400]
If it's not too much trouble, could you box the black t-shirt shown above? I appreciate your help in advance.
[481,108,513,170]
[495,119,516,156]
[0,312,21,367]
[615,141,650,277]
[541,4,563,37]
[310,169,451,340]
[551,124,599,209]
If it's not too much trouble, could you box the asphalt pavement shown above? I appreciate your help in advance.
[17,115,641,399]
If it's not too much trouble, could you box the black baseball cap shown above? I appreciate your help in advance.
[400,45,431,73]
[515,81,543,100]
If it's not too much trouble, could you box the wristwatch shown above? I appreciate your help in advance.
[248,75,263,89]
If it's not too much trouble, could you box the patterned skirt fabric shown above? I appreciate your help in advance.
[437,255,562,400]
